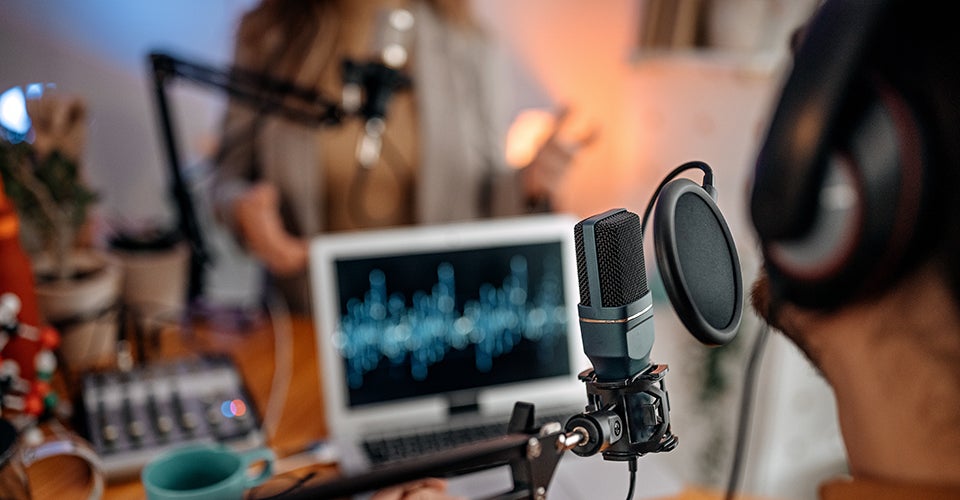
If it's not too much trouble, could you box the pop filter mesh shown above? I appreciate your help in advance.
[675,193,736,329]
[574,210,648,308]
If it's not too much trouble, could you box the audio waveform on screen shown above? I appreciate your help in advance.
[335,255,568,388]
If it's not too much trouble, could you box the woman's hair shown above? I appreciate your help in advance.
[235,0,475,80]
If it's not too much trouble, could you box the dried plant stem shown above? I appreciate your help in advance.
[8,153,76,280]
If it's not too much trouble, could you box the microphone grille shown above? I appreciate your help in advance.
[575,210,648,308]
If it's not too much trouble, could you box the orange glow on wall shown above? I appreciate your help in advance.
[474,0,641,216]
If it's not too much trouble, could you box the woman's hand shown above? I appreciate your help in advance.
[370,478,465,500]
[522,107,599,203]
[233,182,308,276]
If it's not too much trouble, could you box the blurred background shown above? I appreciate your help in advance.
[0,1,845,498]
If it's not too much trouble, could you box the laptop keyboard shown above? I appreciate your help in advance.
[362,409,576,465]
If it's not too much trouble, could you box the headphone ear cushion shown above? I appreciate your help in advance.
[764,83,926,309]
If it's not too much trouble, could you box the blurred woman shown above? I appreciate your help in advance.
[213,0,586,313]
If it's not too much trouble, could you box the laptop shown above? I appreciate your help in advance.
[309,214,682,499]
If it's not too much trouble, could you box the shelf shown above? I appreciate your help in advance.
[629,47,788,78]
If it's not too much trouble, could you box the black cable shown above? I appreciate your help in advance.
[625,456,638,500]
[254,471,318,500]
[640,160,714,235]
[347,128,412,227]
[724,323,771,500]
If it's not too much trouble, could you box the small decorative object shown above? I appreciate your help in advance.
[0,84,98,277]
[0,293,61,426]
[0,84,122,374]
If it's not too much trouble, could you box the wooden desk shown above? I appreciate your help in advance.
[27,314,772,500]
[28,312,335,499]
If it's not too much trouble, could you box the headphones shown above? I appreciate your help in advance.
[750,0,932,309]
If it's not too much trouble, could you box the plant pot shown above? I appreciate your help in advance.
[111,241,189,325]
[33,248,123,373]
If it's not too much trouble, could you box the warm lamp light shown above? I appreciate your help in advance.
[505,108,556,168]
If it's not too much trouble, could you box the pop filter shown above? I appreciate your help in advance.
[653,178,742,345]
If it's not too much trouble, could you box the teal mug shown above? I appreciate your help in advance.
[141,443,275,500]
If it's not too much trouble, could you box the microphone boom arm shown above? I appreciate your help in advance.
[279,402,586,500]
[147,51,346,302]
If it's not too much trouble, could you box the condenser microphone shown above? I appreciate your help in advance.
[343,8,414,168]
[566,208,675,461]
[565,163,743,463]
[341,9,414,168]
[573,209,654,382]
[341,8,414,116]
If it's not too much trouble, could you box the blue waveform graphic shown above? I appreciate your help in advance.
[334,254,569,390]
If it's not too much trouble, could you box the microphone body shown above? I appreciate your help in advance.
[566,209,677,461]
[574,209,655,381]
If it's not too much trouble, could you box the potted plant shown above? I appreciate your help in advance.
[0,86,122,373]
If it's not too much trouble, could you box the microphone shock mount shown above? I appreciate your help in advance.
[565,363,677,461]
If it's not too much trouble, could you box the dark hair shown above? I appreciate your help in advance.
[867,3,960,304]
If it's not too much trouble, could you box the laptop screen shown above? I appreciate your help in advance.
[311,215,587,436]
[334,240,571,408]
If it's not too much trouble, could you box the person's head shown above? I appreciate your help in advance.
[750,0,960,367]
[749,6,960,483]
[236,0,476,79]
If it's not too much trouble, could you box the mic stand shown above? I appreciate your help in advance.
[148,51,346,303]
[277,402,587,500]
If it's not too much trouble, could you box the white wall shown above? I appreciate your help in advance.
[0,0,266,303]
[0,0,255,223]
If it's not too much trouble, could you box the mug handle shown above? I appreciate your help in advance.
[240,447,276,488]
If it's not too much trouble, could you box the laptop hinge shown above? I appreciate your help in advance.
[446,390,480,417]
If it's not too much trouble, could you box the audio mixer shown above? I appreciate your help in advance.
[76,355,264,480]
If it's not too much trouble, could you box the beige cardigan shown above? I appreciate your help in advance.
[212,2,533,312]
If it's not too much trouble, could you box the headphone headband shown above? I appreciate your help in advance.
[751,0,894,240]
